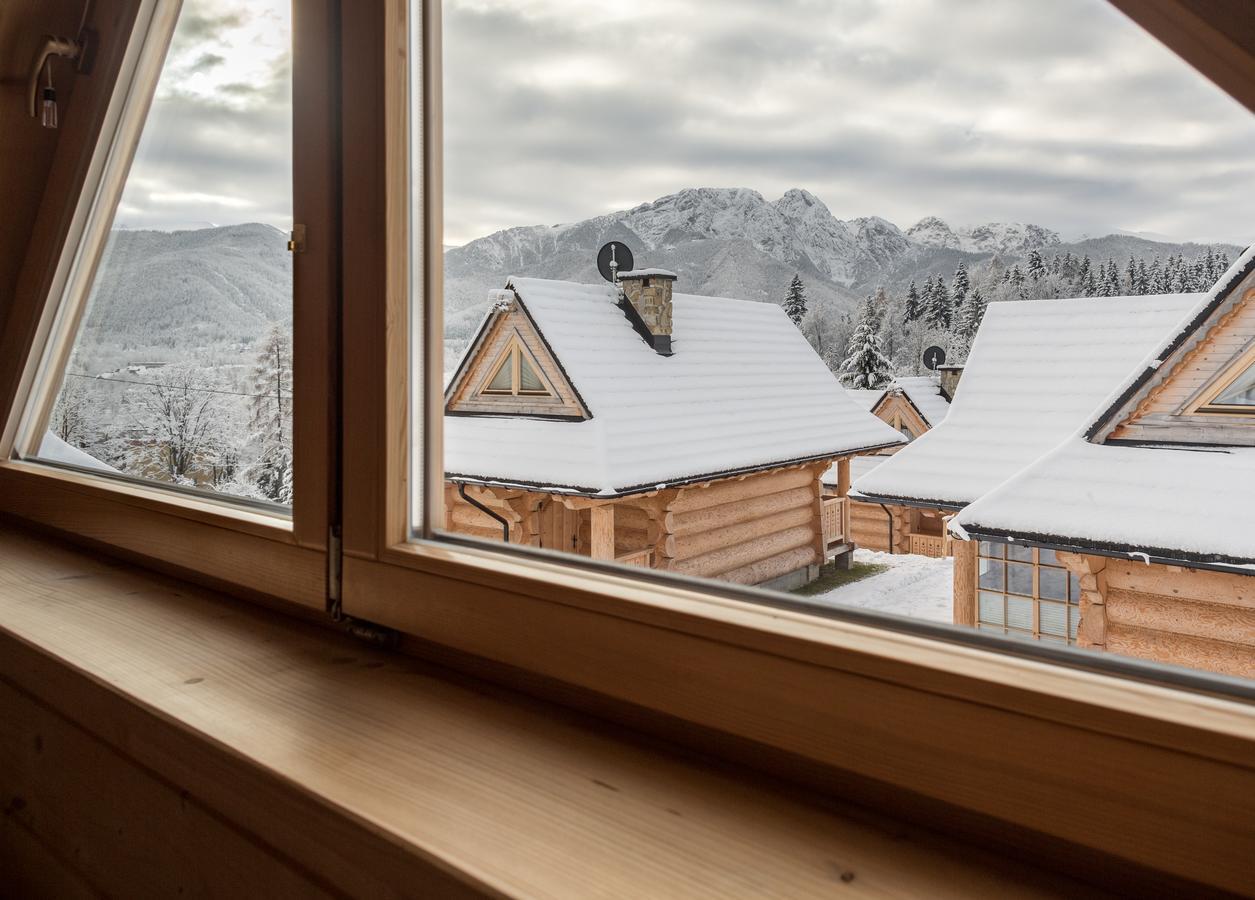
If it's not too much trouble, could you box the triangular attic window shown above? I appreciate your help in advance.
[1204,358,1255,412]
[480,339,553,398]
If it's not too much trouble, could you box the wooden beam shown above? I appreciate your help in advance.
[589,505,615,560]
[952,540,977,627]
[836,457,851,497]
[1106,0,1255,114]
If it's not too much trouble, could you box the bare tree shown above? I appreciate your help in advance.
[121,365,226,485]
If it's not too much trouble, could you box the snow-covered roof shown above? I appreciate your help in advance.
[822,453,888,487]
[888,375,950,427]
[954,247,1255,567]
[445,277,905,495]
[845,388,884,411]
[38,432,117,474]
[956,439,1255,567]
[852,292,1202,508]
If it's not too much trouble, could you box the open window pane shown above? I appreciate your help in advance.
[35,0,294,506]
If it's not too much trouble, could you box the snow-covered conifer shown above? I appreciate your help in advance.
[248,324,294,504]
[783,274,808,326]
[840,296,893,390]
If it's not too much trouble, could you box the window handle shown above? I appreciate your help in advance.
[288,224,306,253]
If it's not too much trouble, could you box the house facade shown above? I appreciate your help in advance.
[954,250,1255,677]
[833,375,953,555]
[443,270,904,589]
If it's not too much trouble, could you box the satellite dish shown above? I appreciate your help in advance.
[597,241,634,283]
[922,345,947,371]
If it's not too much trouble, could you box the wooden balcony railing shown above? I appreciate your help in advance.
[821,497,848,549]
[615,548,653,568]
[908,533,949,558]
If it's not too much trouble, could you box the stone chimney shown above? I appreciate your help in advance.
[937,364,964,401]
[617,269,676,356]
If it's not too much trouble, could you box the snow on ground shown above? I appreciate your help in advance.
[808,549,953,622]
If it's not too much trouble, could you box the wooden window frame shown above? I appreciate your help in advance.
[0,0,338,610]
[0,0,1249,893]
[976,543,1080,644]
[480,336,552,398]
[331,2,1255,893]
[1188,342,1255,416]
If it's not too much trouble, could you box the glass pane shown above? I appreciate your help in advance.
[39,0,293,505]
[486,353,514,392]
[979,592,1005,626]
[979,541,1004,560]
[1069,609,1080,642]
[518,353,547,394]
[1039,601,1068,638]
[1006,595,1033,631]
[979,559,1005,591]
[1007,562,1034,597]
[431,0,1255,687]
[1212,361,1255,406]
[1069,572,1082,601]
[1039,566,1068,601]
[1007,544,1033,562]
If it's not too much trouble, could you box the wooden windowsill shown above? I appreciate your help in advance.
[0,522,1111,898]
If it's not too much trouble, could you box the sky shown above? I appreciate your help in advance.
[118,0,1255,247]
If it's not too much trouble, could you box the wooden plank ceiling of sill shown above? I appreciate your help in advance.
[0,522,1108,899]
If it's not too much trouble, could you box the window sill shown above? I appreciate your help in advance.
[0,522,1121,897]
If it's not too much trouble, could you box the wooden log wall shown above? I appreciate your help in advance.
[1070,556,1255,679]
[848,500,892,552]
[665,464,826,586]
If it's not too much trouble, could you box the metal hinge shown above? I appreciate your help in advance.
[287,223,306,253]
[327,525,343,619]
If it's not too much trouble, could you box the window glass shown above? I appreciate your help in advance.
[1211,361,1255,407]
[485,354,513,393]
[37,0,293,505]
[432,0,1255,684]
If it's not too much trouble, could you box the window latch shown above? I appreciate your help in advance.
[287,224,306,253]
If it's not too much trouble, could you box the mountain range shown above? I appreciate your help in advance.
[71,190,1243,368]
[444,187,1242,344]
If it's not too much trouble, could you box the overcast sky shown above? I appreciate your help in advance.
[119,0,1255,247]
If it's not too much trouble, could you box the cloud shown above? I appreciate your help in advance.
[118,0,1255,248]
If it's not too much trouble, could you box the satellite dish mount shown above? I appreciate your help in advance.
[597,241,635,285]
[922,345,947,371]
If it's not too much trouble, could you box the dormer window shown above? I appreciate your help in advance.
[481,338,552,398]
[1198,354,1255,415]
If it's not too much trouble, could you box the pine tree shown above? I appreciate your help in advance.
[905,280,921,322]
[783,274,808,326]
[840,296,893,390]
[951,261,970,305]
[924,275,951,329]
[955,287,987,340]
[248,324,294,505]
[1125,256,1138,294]
[1135,259,1149,295]
[1027,250,1045,281]
[1077,255,1092,295]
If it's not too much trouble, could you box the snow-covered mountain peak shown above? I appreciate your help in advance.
[907,216,961,250]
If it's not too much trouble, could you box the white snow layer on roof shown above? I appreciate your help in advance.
[844,388,884,411]
[892,375,950,426]
[852,292,1202,507]
[822,453,888,486]
[956,439,1255,564]
[38,432,117,473]
[445,277,904,494]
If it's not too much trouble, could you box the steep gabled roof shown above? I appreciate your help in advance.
[444,277,905,496]
[955,247,1255,567]
[880,375,950,428]
[852,292,1202,509]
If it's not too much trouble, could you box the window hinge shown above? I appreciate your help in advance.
[287,223,306,253]
[328,524,343,619]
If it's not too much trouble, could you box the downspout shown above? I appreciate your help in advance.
[459,483,510,543]
[878,503,895,555]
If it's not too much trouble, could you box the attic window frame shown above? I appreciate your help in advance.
[480,337,553,398]
[0,0,337,611]
[1190,343,1255,416]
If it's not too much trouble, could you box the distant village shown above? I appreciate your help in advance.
[442,242,1255,679]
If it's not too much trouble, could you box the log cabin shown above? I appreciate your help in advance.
[954,249,1255,678]
[851,290,1203,570]
[443,270,905,589]
[826,375,952,554]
